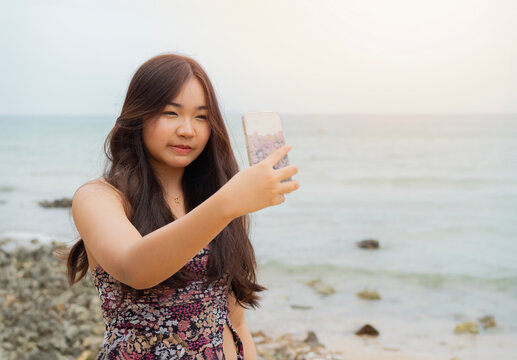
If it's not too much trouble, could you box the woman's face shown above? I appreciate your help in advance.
[142,77,211,171]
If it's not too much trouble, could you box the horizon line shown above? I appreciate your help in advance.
[1,111,516,118]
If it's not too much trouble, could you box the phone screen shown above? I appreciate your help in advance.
[242,111,291,182]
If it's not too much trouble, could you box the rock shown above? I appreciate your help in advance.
[82,336,102,349]
[454,321,479,334]
[253,330,345,359]
[251,330,268,344]
[356,289,381,300]
[303,331,324,348]
[37,197,73,208]
[305,278,336,296]
[93,323,106,336]
[357,239,379,249]
[0,240,105,359]
[77,350,92,360]
[51,240,68,248]
[355,324,379,336]
[273,346,291,359]
[290,304,313,310]
[478,315,496,329]
[0,237,13,246]
[452,313,464,320]
[5,294,17,306]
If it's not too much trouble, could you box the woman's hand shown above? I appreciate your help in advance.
[219,144,300,220]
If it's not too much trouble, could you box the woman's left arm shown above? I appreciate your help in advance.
[228,292,258,360]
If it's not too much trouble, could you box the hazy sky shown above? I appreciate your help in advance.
[0,0,515,115]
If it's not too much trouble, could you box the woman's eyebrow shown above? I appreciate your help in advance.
[168,102,207,110]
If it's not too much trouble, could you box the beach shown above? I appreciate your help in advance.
[250,260,515,360]
[0,237,512,360]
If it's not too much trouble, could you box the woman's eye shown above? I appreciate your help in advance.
[197,116,208,120]
[164,111,177,116]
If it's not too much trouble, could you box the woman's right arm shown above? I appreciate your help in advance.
[71,144,299,290]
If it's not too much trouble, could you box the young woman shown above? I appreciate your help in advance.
[65,53,299,360]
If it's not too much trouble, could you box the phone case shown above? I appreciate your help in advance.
[242,111,292,182]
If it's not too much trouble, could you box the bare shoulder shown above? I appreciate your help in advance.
[77,177,122,199]
[71,177,141,283]
[73,178,127,212]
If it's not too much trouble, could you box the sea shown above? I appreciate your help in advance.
[1,113,516,359]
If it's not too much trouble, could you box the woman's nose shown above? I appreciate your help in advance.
[177,117,195,136]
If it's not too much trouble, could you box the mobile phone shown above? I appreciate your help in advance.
[242,111,292,182]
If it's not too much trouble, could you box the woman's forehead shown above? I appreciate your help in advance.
[168,78,207,107]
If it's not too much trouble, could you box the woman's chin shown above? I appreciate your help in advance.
[167,159,193,168]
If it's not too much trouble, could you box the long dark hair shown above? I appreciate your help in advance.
[56,53,266,310]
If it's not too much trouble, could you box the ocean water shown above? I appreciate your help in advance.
[1,113,516,357]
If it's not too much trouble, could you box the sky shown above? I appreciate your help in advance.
[0,0,515,115]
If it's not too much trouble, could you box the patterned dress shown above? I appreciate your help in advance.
[90,243,245,359]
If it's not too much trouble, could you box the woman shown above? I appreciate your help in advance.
[65,53,299,359]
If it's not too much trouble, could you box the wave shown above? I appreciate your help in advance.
[258,259,517,291]
[0,185,15,192]
[337,177,517,186]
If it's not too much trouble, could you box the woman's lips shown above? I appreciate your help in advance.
[170,146,192,154]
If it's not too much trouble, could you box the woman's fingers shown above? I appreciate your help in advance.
[264,146,299,192]
[256,143,299,200]
[275,163,298,181]
[263,144,292,167]
[278,178,300,194]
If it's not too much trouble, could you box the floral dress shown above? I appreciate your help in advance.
[90,243,244,359]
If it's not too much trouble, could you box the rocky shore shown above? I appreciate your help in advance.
[0,237,346,360]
